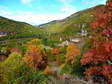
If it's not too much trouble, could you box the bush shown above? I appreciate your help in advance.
[22,71,48,84]
[0,52,24,84]
[0,47,11,56]
[59,54,66,63]
[60,64,72,75]
[0,52,49,84]
[71,56,85,77]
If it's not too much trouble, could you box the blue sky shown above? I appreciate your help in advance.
[0,0,106,25]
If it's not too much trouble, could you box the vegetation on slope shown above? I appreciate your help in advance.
[39,5,104,41]
[0,16,45,48]
[40,5,104,33]
[0,16,43,39]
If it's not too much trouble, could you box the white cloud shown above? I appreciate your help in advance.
[8,13,66,25]
[0,1,77,25]
[0,0,106,26]
[0,9,72,25]
[0,6,7,10]
[82,0,96,5]
[59,0,77,16]
[0,3,77,25]
[60,4,77,15]
[0,10,12,16]
[21,0,35,5]
[60,0,73,3]
[0,6,12,16]
[82,0,106,5]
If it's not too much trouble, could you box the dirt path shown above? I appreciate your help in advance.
[47,62,87,84]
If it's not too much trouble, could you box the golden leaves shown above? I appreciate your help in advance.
[22,39,47,70]
[66,43,80,64]
[44,66,52,75]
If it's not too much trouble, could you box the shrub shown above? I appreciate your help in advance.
[71,56,85,77]
[60,64,72,75]
[0,52,24,84]
[0,52,49,84]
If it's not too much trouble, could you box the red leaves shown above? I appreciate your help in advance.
[102,27,112,37]
[91,5,112,30]
[102,65,112,77]
[107,1,112,7]
[51,48,60,55]
[84,65,112,79]
[81,42,112,65]
[90,21,99,29]
[91,13,110,29]
[81,1,112,80]
[102,42,112,52]
[10,48,22,54]
[85,66,102,77]
[81,49,96,65]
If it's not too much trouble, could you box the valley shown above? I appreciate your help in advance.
[0,1,112,84]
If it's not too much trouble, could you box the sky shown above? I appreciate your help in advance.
[0,0,106,25]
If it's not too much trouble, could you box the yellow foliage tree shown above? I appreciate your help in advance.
[66,43,80,64]
[44,66,52,75]
[23,39,47,70]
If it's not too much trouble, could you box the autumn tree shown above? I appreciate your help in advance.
[44,66,53,75]
[23,39,47,70]
[81,0,112,83]
[51,48,60,55]
[10,48,22,54]
[51,48,61,65]
[66,43,80,64]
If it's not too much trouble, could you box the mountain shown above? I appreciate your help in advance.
[0,16,42,33]
[39,5,104,35]
[0,16,43,40]
[0,5,105,42]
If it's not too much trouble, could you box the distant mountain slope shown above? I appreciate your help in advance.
[0,16,46,48]
[0,16,42,34]
[40,5,104,34]
[0,4,105,42]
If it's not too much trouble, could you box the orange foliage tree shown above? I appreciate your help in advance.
[23,39,47,70]
[44,66,52,75]
[51,48,60,55]
[10,48,22,54]
[51,48,61,65]
[66,43,80,64]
